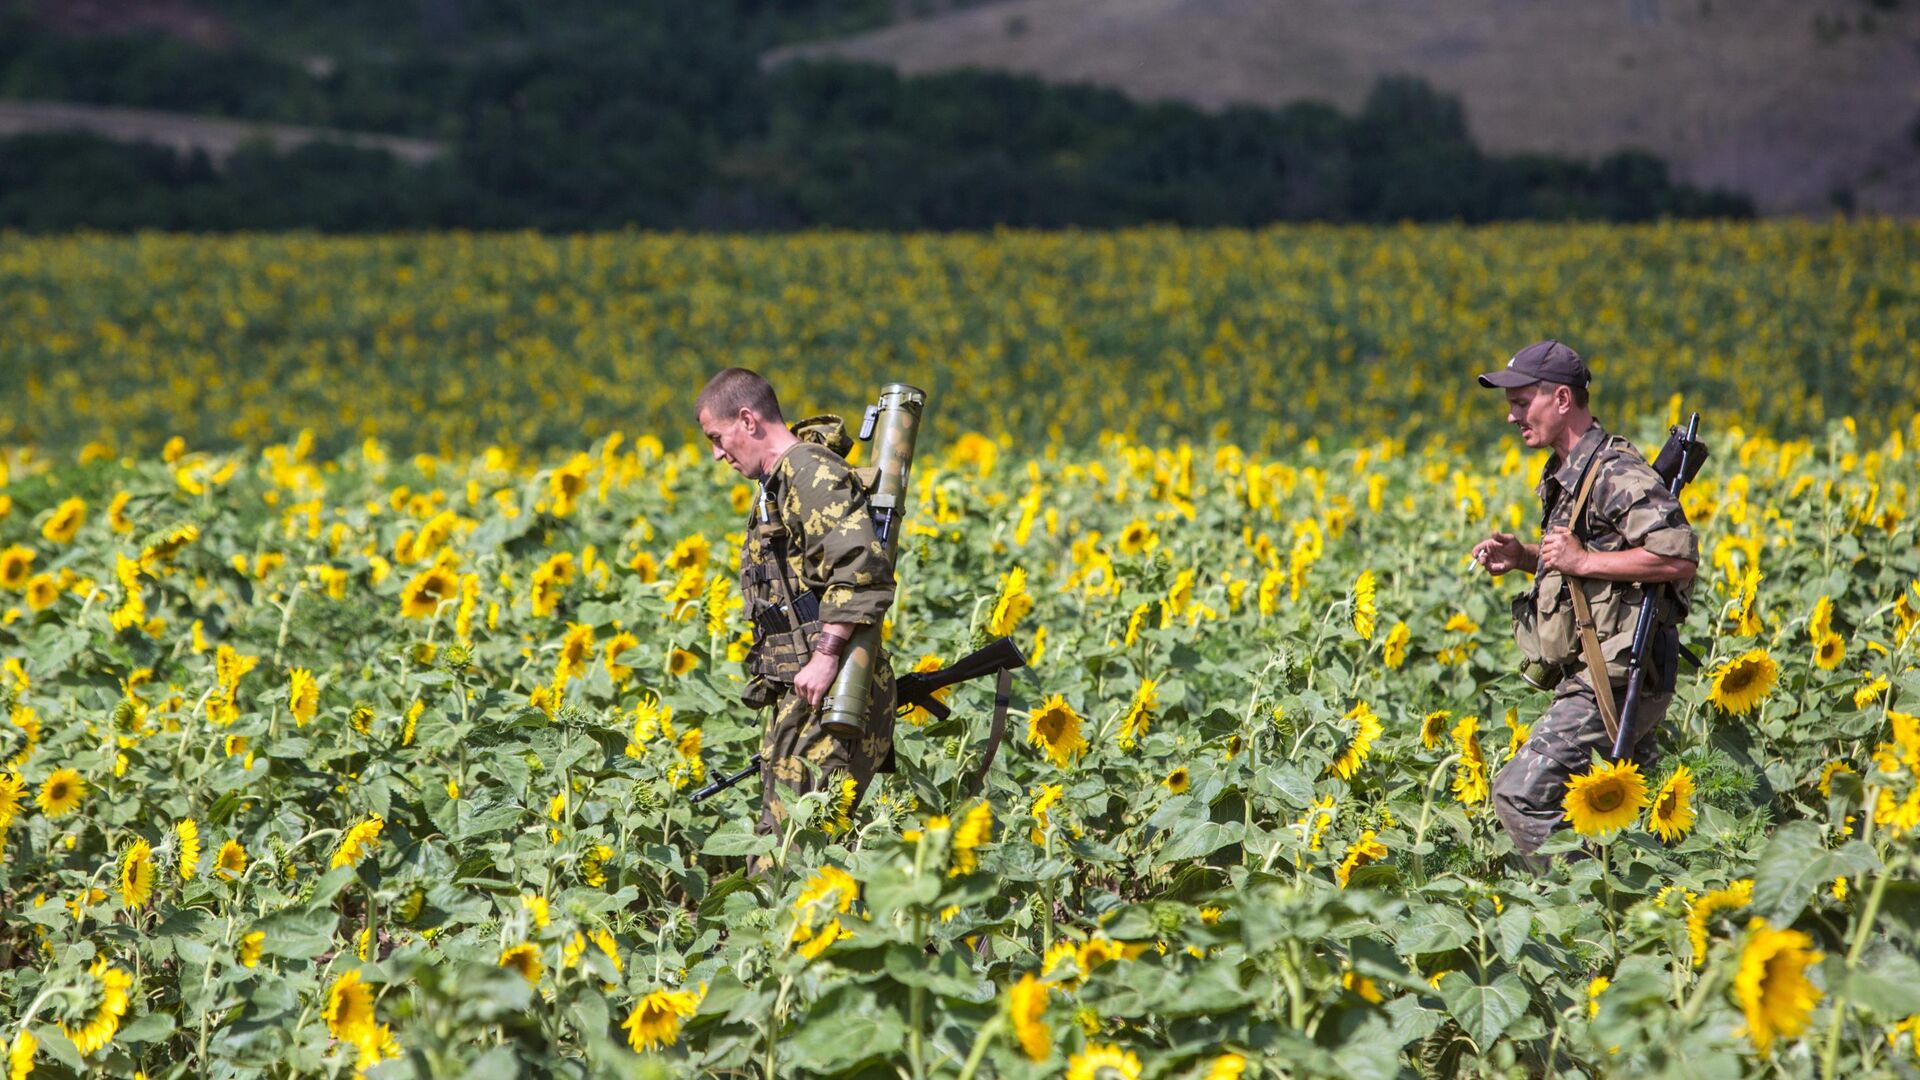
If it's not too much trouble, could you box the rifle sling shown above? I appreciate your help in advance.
[1562,459,1622,744]
[962,667,1016,798]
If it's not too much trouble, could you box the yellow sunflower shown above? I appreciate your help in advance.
[1350,569,1377,640]
[556,622,595,684]
[119,839,155,909]
[1688,879,1755,965]
[1027,694,1088,768]
[547,453,592,516]
[1734,918,1823,1055]
[23,573,58,611]
[1420,709,1452,749]
[0,545,32,590]
[951,801,994,875]
[1383,621,1410,669]
[1009,972,1052,1061]
[1648,764,1697,843]
[988,566,1035,637]
[1813,632,1845,671]
[1163,767,1191,794]
[60,957,133,1056]
[288,668,318,727]
[38,767,86,818]
[1335,830,1387,887]
[238,930,265,968]
[499,942,544,986]
[330,816,384,870]
[1451,715,1488,807]
[1116,677,1158,749]
[398,566,458,620]
[1707,649,1778,717]
[1328,702,1381,780]
[40,497,87,544]
[176,818,201,880]
[581,843,614,888]
[215,839,248,880]
[1562,760,1648,836]
[603,631,639,684]
[9,1028,36,1079]
[1066,1042,1142,1080]
[1116,520,1158,557]
[0,772,23,827]
[324,969,376,1044]
[623,986,703,1052]
[667,648,699,677]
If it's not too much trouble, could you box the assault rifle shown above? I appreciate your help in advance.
[688,636,1029,806]
[1608,413,1709,761]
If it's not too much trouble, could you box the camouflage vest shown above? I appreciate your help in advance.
[739,417,859,684]
[1512,430,1687,682]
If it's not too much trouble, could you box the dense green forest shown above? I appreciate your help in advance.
[0,1,1753,229]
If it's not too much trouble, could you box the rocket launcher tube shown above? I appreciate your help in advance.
[820,384,926,738]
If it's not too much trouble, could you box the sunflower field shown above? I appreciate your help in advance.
[1,224,1918,1080]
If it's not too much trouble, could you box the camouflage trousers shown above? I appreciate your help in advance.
[755,662,897,839]
[1491,672,1671,868]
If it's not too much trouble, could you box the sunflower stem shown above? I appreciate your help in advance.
[1820,854,1896,1080]
[954,1014,1004,1080]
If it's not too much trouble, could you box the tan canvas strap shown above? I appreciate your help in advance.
[1562,458,1620,742]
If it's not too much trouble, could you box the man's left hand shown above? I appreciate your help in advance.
[1537,527,1590,576]
[793,652,840,708]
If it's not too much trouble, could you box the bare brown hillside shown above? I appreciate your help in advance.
[775,0,1920,214]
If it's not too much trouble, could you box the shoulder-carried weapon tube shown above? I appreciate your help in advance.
[1609,413,1709,762]
[820,383,926,738]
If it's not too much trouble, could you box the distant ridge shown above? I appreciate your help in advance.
[773,0,1920,215]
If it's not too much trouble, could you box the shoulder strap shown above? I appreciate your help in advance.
[1563,461,1620,741]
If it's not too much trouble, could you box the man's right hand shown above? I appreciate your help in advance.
[1472,531,1530,576]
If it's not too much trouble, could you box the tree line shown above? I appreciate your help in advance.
[0,6,1752,230]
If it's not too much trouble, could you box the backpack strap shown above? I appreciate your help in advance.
[1563,458,1621,741]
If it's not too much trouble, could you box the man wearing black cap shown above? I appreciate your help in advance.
[1470,340,1698,868]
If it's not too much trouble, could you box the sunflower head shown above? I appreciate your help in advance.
[1813,632,1845,671]
[499,942,544,986]
[623,986,703,1052]
[1026,694,1088,769]
[1733,918,1824,1055]
[38,767,86,818]
[1708,649,1779,717]
[1649,764,1697,843]
[1561,760,1649,837]
[399,567,458,620]
[324,969,376,1042]
[1163,767,1191,794]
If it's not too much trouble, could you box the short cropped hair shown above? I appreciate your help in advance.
[695,368,783,423]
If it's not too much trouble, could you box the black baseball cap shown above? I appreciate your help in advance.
[1477,340,1590,389]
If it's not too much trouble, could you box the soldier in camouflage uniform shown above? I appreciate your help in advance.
[1471,341,1698,869]
[696,368,896,839]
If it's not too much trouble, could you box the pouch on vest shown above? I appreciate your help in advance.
[740,518,823,685]
[1512,568,1580,670]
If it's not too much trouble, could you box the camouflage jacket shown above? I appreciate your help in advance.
[739,427,894,686]
[1529,420,1698,676]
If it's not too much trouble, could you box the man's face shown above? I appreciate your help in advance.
[699,406,760,479]
[1504,383,1569,450]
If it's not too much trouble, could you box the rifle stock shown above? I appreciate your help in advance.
[895,636,1027,721]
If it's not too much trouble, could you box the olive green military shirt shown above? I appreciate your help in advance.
[751,441,894,627]
[1537,420,1699,674]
